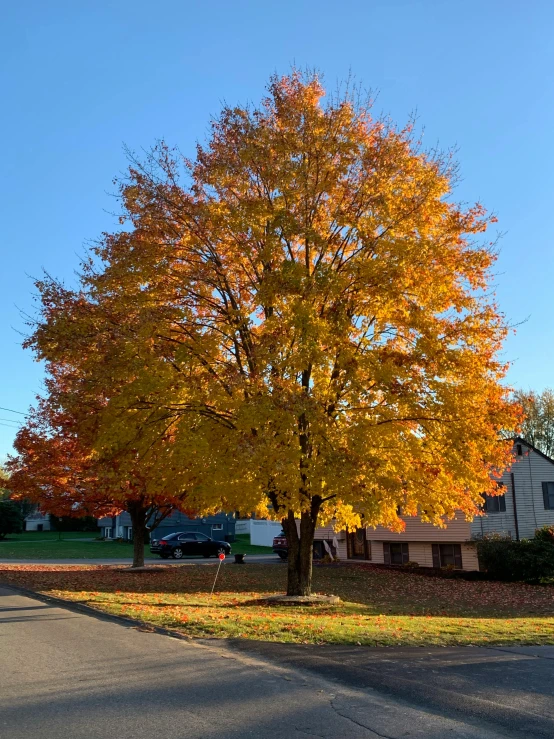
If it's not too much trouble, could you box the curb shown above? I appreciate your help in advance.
[0,580,194,643]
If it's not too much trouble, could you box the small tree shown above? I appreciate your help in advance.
[514,389,554,457]
[0,500,24,539]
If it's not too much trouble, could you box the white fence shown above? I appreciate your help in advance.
[235,520,251,535]
[235,519,283,546]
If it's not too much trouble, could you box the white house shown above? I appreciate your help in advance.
[24,510,51,532]
[313,438,554,571]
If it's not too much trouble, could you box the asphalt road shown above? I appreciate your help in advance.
[1,584,552,739]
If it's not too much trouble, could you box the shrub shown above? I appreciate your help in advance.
[476,531,554,582]
[402,561,420,569]
[534,525,554,543]
[50,515,99,532]
[0,501,24,539]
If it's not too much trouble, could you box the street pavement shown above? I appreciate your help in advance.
[1,584,553,738]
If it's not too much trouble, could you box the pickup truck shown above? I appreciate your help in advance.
[272,531,289,560]
[272,532,330,561]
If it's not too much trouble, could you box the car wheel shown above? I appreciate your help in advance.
[278,552,288,561]
[216,546,226,555]
[173,547,184,559]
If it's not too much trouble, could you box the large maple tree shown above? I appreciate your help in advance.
[76,72,519,594]
[13,71,520,592]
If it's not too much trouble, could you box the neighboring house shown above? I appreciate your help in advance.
[98,510,236,542]
[314,438,554,571]
[24,511,51,532]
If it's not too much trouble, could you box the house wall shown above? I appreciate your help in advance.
[98,511,236,541]
[369,540,479,570]
[24,513,52,532]
[313,524,348,560]
[368,512,472,543]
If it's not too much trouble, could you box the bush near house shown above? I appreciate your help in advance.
[476,527,554,582]
[50,515,99,532]
[0,500,25,539]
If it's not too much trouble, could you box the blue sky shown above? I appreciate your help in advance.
[1,0,553,459]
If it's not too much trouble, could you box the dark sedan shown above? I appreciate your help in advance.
[150,531,232,559]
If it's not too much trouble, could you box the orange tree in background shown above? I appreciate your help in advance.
[14,71,521,593]
[7,287,200,568]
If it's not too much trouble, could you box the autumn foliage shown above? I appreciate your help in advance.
[9,71,520,591]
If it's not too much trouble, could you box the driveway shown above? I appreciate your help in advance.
[0,584,526,739]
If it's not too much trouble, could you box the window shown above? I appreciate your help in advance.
[178,534,196,541]
[383,542,409,565]
[313,540,338,560]
[211,524,223,531]
[432,543,463,569]
[195,533,209,541]
[483,493,506,513]
[542,482,554,510]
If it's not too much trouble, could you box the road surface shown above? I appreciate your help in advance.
[1,584,552,738]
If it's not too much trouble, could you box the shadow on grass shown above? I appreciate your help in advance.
[2,563,554,619]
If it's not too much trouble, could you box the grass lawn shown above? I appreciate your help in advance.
[2,562,554,647]
[232,534,273,555]
[2,531,96,542]
[0,531,271,559]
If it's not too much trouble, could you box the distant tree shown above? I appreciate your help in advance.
[0,464,8,499]
[0,500,24,539]
[514,389,554,457]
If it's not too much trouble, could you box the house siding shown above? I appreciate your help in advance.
[366,540,478,570]
[314,440,554,571]
[98,511,236,541]
[368,513,472,543]
[313,524,348,559]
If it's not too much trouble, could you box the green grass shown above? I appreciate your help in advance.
[3,562,554,647]
[232,534,273,555]
[0,531,271,560]
[2,530,97,542]
[0,535,138,559]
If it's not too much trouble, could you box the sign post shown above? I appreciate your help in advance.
[211,552,226,595]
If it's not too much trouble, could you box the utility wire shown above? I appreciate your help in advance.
[0,418,22,425]
[0,406,29,417]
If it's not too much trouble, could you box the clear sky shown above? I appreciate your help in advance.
[1,0,553,459]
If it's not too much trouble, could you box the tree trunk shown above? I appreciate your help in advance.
[282,499,320,596]
[127,502,148,568]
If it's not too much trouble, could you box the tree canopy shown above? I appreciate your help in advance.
[9,71,521,592]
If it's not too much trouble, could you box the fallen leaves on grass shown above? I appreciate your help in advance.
[2,563,554,647]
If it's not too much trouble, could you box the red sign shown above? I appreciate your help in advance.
[218,552,226,561]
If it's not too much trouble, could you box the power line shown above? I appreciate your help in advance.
[0,418,22,425]
[0,422,21,429]
[0,406,29,417]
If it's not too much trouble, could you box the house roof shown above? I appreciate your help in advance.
[513,436,554,466]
